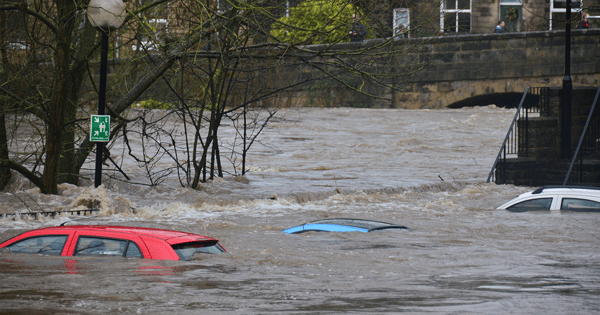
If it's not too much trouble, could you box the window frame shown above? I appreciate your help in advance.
[440,0,472,34]
[3,8,28,50]
[549,0,584,30]
[393,8,410,38]
[500,0,523,32]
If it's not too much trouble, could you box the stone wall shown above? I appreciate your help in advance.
[299,29,600,109]
[133,30,600,110]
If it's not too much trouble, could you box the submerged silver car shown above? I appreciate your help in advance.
[497,186,600,212]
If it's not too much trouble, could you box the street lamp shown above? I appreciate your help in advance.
[87,0,126,187]
[561,0,573,159]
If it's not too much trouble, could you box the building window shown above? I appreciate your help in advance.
[1,9,27,49]
[393,8,410,38]
[440,0,471,34]
[133,0,169,51]
[500,0,522,32]
[549,0,583,30]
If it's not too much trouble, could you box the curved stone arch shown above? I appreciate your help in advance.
[446,92,529,108]
[398,76,565,109]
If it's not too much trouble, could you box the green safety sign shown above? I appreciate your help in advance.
[90,115,110,142]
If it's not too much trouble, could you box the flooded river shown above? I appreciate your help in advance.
[1,107,599,314]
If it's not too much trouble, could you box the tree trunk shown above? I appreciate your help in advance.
[0,10,12,189]
[58,84,78,185]
[59,22,97,185]
[0,109,10,189]
[43,0,77,194]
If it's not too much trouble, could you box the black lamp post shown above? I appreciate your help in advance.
[561,0,573,159]
[87,0,126,187]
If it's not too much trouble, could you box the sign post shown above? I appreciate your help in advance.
[91,114,110,188]
[90,115,110,142]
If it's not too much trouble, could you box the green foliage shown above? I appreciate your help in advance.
[270,0,364,44]
[135,99,173,110]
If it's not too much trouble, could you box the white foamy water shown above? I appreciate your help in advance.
[1,106,599,314]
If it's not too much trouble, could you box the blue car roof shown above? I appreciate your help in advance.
[282,218,409,234]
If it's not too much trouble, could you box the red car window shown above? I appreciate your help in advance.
[0,229,77,256]
[125,241,143,258]
[5,235,68,256]
[71,230,150,258]
[74,237,143,258]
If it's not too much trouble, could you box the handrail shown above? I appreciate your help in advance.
[486,87,530,183]
[563,85,600,185]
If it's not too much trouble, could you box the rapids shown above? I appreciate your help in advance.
[0,106,598,314]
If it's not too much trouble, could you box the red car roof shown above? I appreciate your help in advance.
[35,225,216,243]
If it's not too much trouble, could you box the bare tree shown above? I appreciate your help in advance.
[0,0,439,193]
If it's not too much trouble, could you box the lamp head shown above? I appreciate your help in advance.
[87,0,126,30]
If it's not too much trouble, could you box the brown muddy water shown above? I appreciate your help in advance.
[0,107,599,314]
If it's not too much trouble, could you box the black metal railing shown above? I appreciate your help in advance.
[564,85,600,185]
[487,87,549,183]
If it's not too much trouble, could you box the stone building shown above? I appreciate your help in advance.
[381,0,597,37]
[2,0,596,52]
[129,0,599,45]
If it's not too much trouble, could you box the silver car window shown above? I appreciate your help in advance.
[561,198,600,212]
[507,198,553,212]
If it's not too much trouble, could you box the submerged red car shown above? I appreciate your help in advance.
[0,225,226,261]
